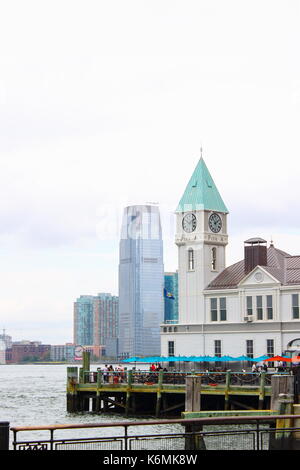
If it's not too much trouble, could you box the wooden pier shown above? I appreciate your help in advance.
[66,354,295,417]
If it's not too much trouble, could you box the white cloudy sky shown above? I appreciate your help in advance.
[1,1,299,344]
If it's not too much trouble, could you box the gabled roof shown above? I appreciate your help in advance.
[206,244,300,290]
[176,158,229,213]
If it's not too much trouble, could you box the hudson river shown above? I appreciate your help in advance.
[0,363,183,449]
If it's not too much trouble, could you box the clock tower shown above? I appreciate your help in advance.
[175,157,229,324]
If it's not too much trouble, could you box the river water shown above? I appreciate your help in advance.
[0,363,184,449]
[0,364,269,451]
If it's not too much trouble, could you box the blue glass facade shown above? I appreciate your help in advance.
[164,272,179,324]
[118,205,164,358]
[73,295,94,346]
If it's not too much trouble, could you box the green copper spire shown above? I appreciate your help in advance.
[176,158,229,213]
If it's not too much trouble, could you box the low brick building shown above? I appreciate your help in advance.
[5,341,51,363]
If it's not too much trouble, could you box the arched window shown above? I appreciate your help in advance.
[211,247,217,270]
[288,338,300,350]
[188,248,194,270]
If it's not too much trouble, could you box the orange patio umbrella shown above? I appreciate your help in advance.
[263,355,292,362]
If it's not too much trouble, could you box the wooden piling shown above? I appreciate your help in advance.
[271,374,294,411]
[67,367,78,413]
[225,370,231,410]
[185,376,201,412]
[82,350,90,372]
[155,370,164,417]
[259,371,266,409]
[268,374,295,449]
[125,370,133,416]
[95,370,102,413]
[184,376,205,450]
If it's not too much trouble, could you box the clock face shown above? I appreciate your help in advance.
[209,213,222,233]
[75,346,83,358]
[182,213,197,233]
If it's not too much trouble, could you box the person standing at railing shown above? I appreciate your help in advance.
[103,365,109,383]
[108,365,114,384]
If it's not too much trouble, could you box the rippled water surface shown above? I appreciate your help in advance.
[0,364,268,450]
[0,364,184,448]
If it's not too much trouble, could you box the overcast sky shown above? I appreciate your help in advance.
[1,1,300,344]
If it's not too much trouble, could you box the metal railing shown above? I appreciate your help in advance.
[10,415,300,451]
[81,369,290,387]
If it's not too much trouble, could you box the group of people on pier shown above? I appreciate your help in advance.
[98,364,126,384]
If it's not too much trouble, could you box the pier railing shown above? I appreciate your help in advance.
[9,414,300,450]
[81,369,288,387]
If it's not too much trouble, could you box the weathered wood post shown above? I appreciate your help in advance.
[184,376,205,450]
[225,370,231,410]
[82,350,90,375]
[125,370,133,416]
[269,374,295,450]
[94,369,103,412]
[258,371,266,409]
[271,374,294,411]
[155,370,164,417]
[0,422,9,450]
[67,367,78,412]
[269,393,294,450]
[185,375,201,412]
[79,351,91,411]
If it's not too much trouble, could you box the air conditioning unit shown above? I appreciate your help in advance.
[244,316,253,322]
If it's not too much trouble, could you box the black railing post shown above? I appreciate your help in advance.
[124,425,128,450]
[0,422,9,450]
[50,429,54,450]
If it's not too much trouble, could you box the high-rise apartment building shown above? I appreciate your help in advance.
[93,293,119,357]
[118,205,164,358]
[73,295,94,346]
[164,272,178,324]
[73,293,119,357]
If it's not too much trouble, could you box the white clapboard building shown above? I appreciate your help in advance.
[160,157,300,359]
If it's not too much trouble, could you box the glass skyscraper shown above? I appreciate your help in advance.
[118,205,164,358]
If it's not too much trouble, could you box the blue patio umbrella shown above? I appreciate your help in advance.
[220,356,235,361]
[235,355,251,361]
[254,356,269,362]
[121,357,141,363]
